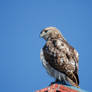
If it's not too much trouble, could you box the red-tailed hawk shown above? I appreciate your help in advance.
[40,27,79,87]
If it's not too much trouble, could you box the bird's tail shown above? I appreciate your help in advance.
[66,76,80,88]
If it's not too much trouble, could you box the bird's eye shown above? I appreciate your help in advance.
[45,30,48,33]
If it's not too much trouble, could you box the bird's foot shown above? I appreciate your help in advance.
[50,79,62,85]
[50,82,56,85]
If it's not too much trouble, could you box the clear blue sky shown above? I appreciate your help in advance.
[0,0,92,92]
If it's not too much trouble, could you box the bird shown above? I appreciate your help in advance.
[40,27,79,88]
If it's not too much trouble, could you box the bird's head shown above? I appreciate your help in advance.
[40,27,63,41]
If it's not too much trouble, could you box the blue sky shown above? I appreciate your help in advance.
[0,0,92,92]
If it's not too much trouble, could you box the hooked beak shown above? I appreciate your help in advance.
[40,31,45,38]
[40,33,43,38]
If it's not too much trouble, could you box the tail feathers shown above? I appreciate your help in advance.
[66,76,80,88]
[74,72,79,85]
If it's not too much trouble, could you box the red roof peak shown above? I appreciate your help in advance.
[36,84,78,92]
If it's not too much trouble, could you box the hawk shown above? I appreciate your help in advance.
[40,27,79,87]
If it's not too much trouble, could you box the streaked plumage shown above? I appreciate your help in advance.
[40,27,79,87]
